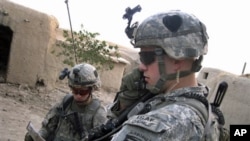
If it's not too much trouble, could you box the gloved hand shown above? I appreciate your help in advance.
[88,119,116,141]
[117,67,147,111]
[120,67,144,91]
[24,132,34,141]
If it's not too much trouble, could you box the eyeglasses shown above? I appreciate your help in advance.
[139,51,156,65]
[71,87,91,96]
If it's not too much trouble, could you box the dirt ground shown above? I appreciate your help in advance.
[0,83,115,141]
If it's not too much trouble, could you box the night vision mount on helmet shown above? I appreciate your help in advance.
[59,63,101,89]
[123,4,141,45]
[123,10,209,93]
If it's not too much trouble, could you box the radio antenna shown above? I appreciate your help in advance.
[65,0,78,64]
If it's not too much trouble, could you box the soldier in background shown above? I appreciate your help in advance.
[110,10,222,140]
[25,63,107,141]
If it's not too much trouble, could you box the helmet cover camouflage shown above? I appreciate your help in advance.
[134,10,209,59]
[68,63,101,89]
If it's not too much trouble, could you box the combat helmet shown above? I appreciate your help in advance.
[132,10,209,93]
[134,10,208,60]
[68,63,101,89]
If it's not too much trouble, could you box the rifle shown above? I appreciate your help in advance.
[88,89,154,141]
[88,69,149,140]
[63,112,87,140]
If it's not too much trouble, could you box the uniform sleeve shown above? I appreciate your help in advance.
[120,67,141,91]
[111,104,205,141]
[92,104,108,128]
[38,103,61,139]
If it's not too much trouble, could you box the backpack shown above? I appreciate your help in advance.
[131,82,230,141]
[176,92,230,141]
[126,91,230,141]
[169,82,230,141]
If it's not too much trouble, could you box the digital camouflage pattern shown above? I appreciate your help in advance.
[117,68,145,109]
[107,68,146,117]
[119,68,142,91]
[134,10,209,59]
[25,63,107,141]
[109,10,226,141]
[68,63,101,89]
[38,95,107,141]
[111,86,221,141]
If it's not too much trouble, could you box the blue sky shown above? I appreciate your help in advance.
[9,0,250,75]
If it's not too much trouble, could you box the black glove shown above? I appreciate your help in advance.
[88,119,115,141]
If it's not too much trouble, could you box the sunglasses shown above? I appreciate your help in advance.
[139,51,156,65]
[71,87,91,96]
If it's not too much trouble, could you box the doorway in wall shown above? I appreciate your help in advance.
[0,24,13,83]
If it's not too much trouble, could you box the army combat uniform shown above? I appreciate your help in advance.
[107,68,145,118]
[25,63,108,141]
[38,94,107,141]
[109,9,226,141]
[111,86,216,141]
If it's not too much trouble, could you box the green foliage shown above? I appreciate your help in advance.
[54,25,120,70]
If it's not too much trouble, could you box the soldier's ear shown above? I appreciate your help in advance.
[173,60,182,71]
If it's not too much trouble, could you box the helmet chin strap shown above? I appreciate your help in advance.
[147,48,169,94]
[147,48,203,94]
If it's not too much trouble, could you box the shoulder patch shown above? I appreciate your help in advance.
[124,115,170,133]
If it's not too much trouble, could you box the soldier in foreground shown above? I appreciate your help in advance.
[25,63,107,141]
[109,10,224,140]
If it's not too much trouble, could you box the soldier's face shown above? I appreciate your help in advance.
[138,47,177,89]
[71,87,91,104]
[138,47,160,86]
